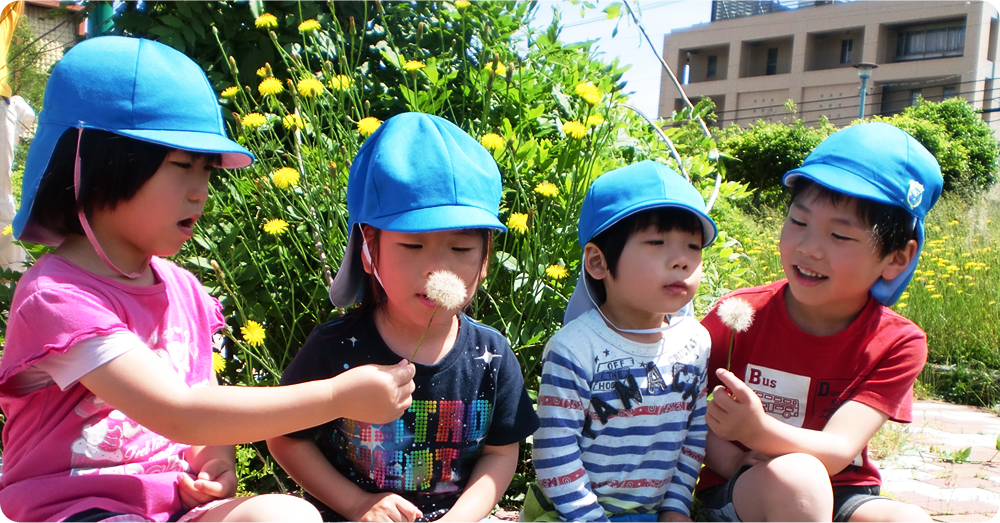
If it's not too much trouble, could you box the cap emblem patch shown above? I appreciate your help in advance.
[907,180,924,210]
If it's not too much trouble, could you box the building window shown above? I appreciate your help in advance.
[910,89,923,106]
[707,55,718,78]
[840,39,853,64]
[943,85,956,99]
[896,25,965,60]
[766,48,778,75]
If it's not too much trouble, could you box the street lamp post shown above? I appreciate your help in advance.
[853,62,878,120]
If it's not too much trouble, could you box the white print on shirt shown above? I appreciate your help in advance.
[149,325,195,376]
[743,365,810,428]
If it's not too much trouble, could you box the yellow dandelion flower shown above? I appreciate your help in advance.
[900,292,910,300]
[298,19,321,32]
[282,114,304,129]
[507,212,529,234]
[546,264,568,280]
[534,182,559,198]
[258,77,284,96]
[241,320,266,347]
[574,81,602,105]
[403,60,425,72]
[220,86,239,98]
[263,218,290,235]
[586,114,605,127]
[297,77,324,97]
[255,13,278,29]
[484,61,507,77]
[563,120,587,139]
[480,133,504,151]
[272,167,300,189]
[329,74,352,91]
[241,112,267,128]
[896,302,907,309]
[931,294,942,299]
[256,66,268,77]
[358,116,382,137]
[212,352,226,374]
[455,0,471,7]
[990,301,996,305]
[2,224,11,236]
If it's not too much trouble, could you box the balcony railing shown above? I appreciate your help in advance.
[710,0,856,22]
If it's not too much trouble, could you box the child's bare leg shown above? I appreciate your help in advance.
[846,499,931,522]
[732,453,833,521]
[192,494,321,522]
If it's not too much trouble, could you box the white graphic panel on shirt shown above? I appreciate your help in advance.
[743,365,810,428]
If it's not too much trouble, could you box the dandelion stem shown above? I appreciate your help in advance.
[727,331,736,371]
[409,305,440,363]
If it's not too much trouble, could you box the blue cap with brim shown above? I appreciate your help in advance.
[14,36,253,246]
[564,160,717,324]
[329,113,505,308]
[782,122,943,306]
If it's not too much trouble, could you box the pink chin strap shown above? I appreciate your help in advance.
[73,126,150,279]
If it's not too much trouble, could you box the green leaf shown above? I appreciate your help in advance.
[160,15,184,28]
[603,3,622,19]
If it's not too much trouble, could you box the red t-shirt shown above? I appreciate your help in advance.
[697,280,926,491]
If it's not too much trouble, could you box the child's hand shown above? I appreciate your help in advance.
[354,492,423,522]
[334,361,416,424]
[177,458,237,510]
[706,368,767,443]
[658,510,693,522]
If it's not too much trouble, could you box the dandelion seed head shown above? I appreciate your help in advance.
[718,297,755,333]
[425,270,467,310]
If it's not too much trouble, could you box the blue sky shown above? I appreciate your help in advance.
[531,1,713,117]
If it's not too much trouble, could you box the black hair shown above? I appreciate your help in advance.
[584,207,703,304]
[347,226,494,324]
[789,178,916,258]
[30,128,219,237]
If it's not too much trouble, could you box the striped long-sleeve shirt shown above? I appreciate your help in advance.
[532,309,710,522]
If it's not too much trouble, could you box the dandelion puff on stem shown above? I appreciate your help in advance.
[408,271,467,363]
[717,297,755,371]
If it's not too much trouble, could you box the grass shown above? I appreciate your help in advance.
[719,185,1000,407]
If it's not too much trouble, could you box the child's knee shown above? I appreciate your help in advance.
[207,494,321,522]
[763,453,830,488]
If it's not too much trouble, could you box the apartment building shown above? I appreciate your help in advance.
[659,1,1000,134]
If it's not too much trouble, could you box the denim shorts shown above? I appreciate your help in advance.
[699,465,886,522]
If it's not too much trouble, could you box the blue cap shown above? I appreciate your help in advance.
[14,36,253,246]
[329,113,505,307]
[565,160,717,323]
[783,122,943,306]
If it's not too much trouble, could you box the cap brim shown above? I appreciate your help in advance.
[367,205,506,233]
[119,128,254,169]
[329,227,367,308]
[564,268,595,325]
[587,201,718,248]
[783,163,896,208]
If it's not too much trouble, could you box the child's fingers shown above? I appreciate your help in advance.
[714,368,754,404]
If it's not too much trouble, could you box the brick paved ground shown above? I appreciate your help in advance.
[879,401,1000,522]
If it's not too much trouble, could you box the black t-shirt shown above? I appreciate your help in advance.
[281,311,539,519]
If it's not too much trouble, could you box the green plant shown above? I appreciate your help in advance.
[715,117,835,209]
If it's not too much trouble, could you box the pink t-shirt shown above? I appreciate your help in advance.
[0,254,225,522]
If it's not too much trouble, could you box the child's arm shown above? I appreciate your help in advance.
[178,444,237,510]
[438,442,519,522]
[660,370,708,520]
[78,347,416,445]
[533,347,608,522]
[707,369,888,475]
[702,429,768,480]
[267,436,423,522]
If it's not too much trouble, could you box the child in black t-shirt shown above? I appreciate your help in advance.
[267,113,539,522]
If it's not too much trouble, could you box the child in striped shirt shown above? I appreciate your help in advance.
[527,161,717,522]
